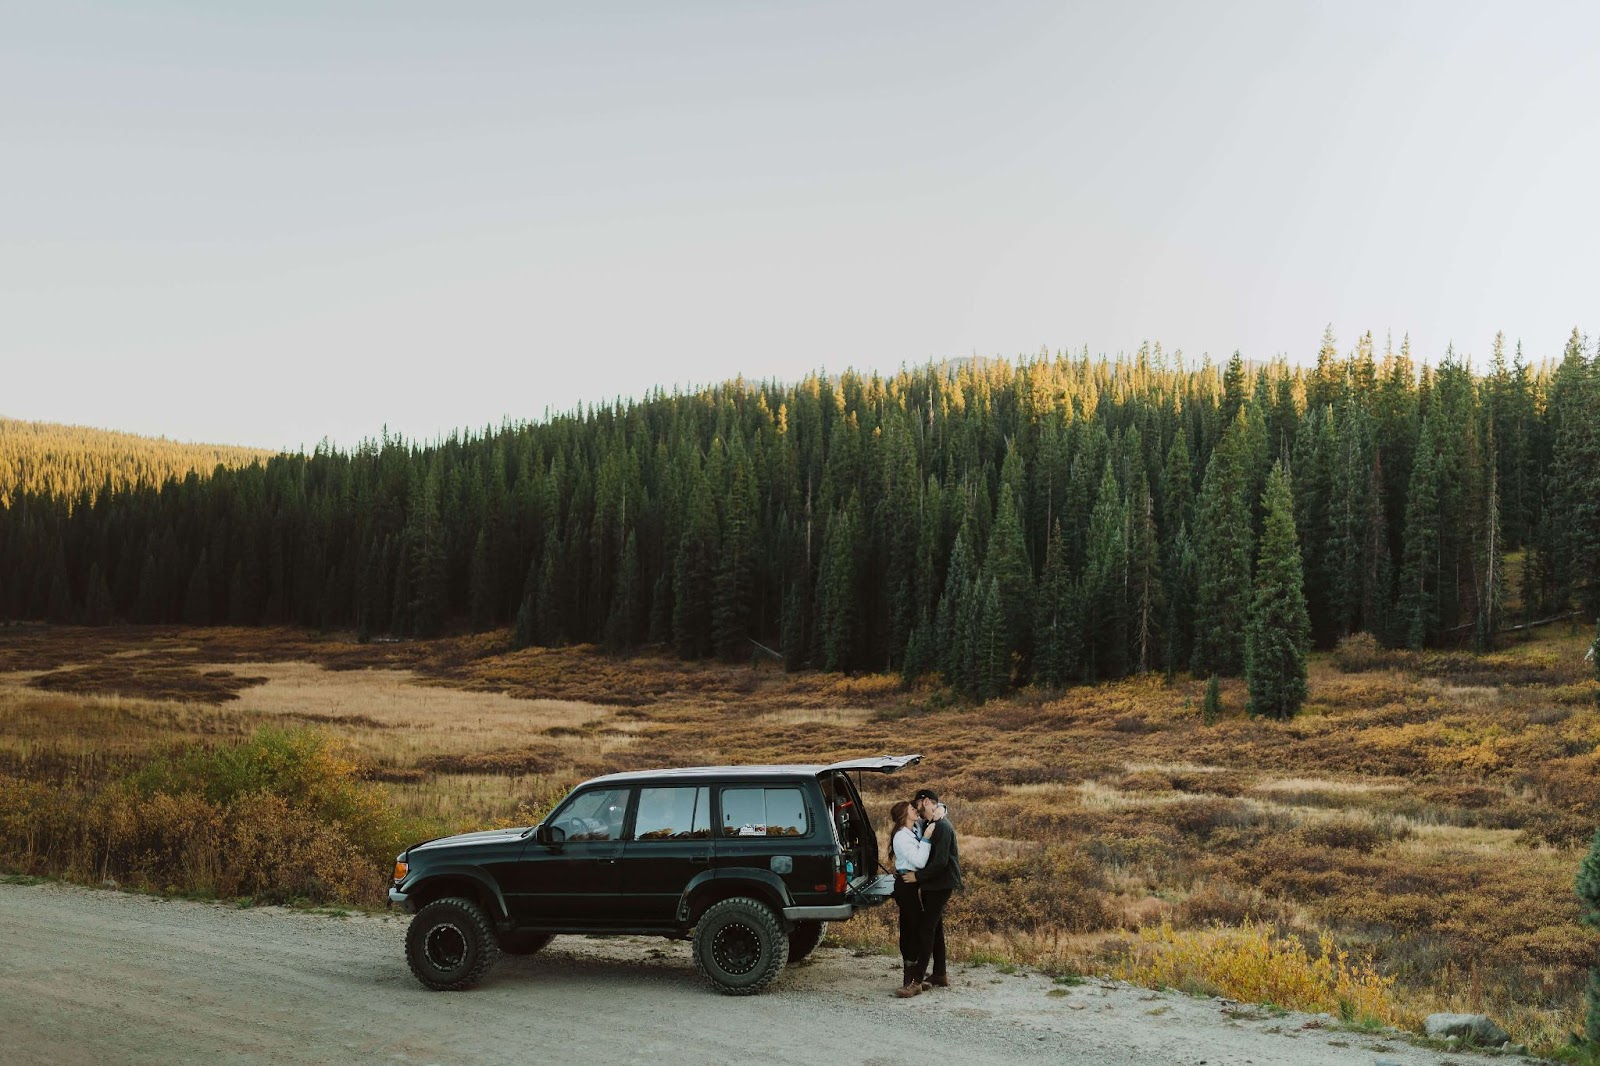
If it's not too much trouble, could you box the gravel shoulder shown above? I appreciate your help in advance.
[0,881,1516,1066]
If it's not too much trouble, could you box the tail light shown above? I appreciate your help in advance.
[835,871,848,894]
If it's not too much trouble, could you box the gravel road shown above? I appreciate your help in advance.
[0,881,1510,1066]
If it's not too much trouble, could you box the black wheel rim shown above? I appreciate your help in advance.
[425,922,467,970]
[711,922,761,975]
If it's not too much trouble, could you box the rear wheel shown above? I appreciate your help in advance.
[405,897,499,991]
[787,920,827,962]
[692,897,788,995]
[497,930,554,956]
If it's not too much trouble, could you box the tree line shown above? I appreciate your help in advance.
[3,329,1597,702]
[0,418,270,508]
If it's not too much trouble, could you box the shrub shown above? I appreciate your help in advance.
[0,729,417,905]
[1332,632,1395,673]
[1116,920,1398,1025]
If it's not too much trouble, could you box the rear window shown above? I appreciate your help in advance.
[720,786,809,837]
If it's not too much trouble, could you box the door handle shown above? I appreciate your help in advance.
[690,855,711,864]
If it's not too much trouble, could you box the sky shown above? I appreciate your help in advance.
[4,1,1598,450]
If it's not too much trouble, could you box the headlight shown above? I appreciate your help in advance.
[392,861,408,882]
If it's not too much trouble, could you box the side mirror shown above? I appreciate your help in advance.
[535,824,566,847]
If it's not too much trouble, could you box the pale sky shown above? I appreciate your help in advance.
[4,2,1597,450]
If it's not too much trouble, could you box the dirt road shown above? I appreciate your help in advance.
[0,881,1503,1066]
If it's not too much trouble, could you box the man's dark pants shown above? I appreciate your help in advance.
[912,887,951,982]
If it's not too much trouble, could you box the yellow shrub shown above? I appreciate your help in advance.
[1116,920,1399,1024]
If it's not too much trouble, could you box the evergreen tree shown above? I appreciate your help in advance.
[604,530,641,652]
[1473,435,1505,652]
[1547,329,1600,615]
[83,563,114,626]
[973,577,1010,701]
[468,528,494,633]
[1397,421,1441,650]
[1082,459,1128,681]
[934,533,977,692]
[982,486,1033,676]
[673,474,718,658]
[1245,462,1311,720]
[816,497,861,672]
[1032,520,1079,687]
[1127,469,1164,674]
[182,550,211,626]
[713,447,758,659]
[1203,673,1222,725]
[1192,413,1253,676]
[1578,826,1600,1045]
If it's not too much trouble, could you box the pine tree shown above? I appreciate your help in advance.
[713,447,757,660]
[673,474,718,658]
[1203,674,1222,725]
[1127,470,1165,674]
[1032,520,1079,687]
[982,486,1033,676]
[182,550,211,626]
[83,562,114,626]
[1473,434,1505,652]
[1578,826,1600,1044]
[1397,422,1441,650]
[1192,412,1253,676]
[934,533,976,691]
[604,530,641,652]
[1359,449,1392,641]
[468,528,494,633]
[816,497,861,672]
[971,577,1009,700]
[1547,329,1600,615]
[1082,459,1128,681]
[1245,461,1311,720]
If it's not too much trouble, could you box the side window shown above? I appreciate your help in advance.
[721,787,809,837]
[549,787,632,842]
[632,786,712,841]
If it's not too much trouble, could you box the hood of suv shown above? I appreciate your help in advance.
[408,827,529,858]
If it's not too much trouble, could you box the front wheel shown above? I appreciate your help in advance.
[692,897,789,995]
[405,897,499,991]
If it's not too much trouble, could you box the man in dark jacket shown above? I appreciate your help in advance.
[897,787,962,996]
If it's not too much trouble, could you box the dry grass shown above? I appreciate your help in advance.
[0,621,1597,1050]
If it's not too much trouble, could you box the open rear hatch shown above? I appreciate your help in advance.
[818,754,921,907]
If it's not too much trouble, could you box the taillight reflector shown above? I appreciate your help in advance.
[834,871,847,894]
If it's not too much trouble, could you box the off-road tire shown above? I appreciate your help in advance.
[405,897,499,991]
[692,897,788,995]
[787,920,827,963]
[497,930,554,956]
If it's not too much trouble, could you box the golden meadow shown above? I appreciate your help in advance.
[1,622,1596,1050]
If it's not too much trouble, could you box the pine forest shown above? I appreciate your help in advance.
[4,328,1599,703]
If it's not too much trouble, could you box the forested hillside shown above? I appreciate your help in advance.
[0,419,272,508]
[3,328,1597,695]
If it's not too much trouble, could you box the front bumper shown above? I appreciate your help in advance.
[387,886,410,911]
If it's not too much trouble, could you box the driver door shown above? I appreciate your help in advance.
[506,786,632,925]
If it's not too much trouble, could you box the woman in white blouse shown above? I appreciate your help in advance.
[888,799,931,996]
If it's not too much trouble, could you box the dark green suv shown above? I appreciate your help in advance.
[389,754,917,994]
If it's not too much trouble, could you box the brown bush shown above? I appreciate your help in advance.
[1332,633,1398,673]
[955,845,1111,934]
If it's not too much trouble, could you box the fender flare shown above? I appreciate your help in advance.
[676,868,794,924]
[401,865,510,921]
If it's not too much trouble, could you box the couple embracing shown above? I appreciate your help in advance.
[888,786,963,998]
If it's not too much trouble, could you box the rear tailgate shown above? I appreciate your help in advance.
[821,754,921,906]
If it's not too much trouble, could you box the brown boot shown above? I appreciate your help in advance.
[927,972,950,988]
[894,981,923,998]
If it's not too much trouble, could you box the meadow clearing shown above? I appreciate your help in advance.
[1,622,1596,1051]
